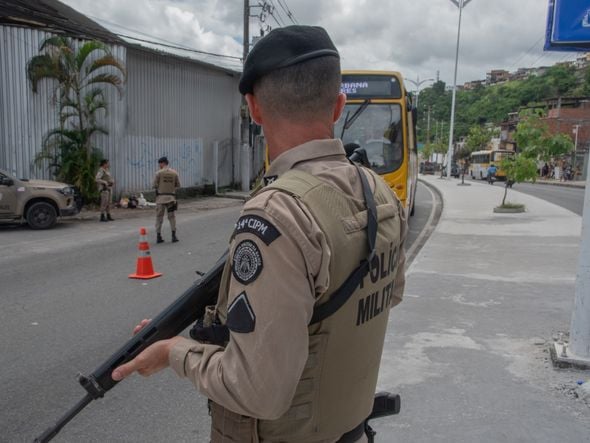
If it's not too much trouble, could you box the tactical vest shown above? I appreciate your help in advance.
[97,169,113,191]
[215,168,403,442]
[156,168,177,203]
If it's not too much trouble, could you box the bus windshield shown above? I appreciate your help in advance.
[335,103,404,174]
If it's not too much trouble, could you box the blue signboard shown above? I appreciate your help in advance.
[545,0,590,51]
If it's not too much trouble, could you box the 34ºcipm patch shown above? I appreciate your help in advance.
[234,214,281,245]
[226,291,256,333]
[232,240,263,285]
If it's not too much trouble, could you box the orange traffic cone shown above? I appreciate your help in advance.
[129,227,162,279]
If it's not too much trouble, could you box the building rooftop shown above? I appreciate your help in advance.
[0,0,122,43]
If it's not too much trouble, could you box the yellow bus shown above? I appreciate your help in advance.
[469,149,514,181]
[335,70,418,216]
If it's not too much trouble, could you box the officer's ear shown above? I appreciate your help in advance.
[245,93,263,125]
[332,92,346,123]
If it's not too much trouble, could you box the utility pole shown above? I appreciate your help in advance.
[446,0,473,179]
[573,124,580,172]
[426,106,432,148]
[240,0,251,192]
[566,124,590,366]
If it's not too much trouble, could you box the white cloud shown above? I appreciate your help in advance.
[62,0,579,85]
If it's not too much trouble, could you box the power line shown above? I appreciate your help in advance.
[87,14,242,61]
[266,0,286,27]
[116,33,243,61]
[276,0,299,25]
[508,35,545,71]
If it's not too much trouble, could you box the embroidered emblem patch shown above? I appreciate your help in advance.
[226,291,256,333]
[232,240,263,285]
[234,215,281,245]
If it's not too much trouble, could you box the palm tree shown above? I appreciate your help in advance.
[27,36,126,202]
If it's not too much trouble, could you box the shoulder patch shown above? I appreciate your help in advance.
[232,240,263,285]
[264,175,278,185]
[226,291,256,333]
[234,215,281,245]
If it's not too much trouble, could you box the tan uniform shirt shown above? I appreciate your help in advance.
[95,167,113,190]
[169,139,406,420]
[153,167,180,204]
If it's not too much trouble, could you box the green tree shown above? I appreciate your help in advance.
[499,155,538,206]
[515,112,574,161]
[27,36,126,202]
[421,143,434,161]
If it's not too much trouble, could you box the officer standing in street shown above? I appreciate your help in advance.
[95,159,114,222]
[113,25,406,442]
[153,156,180,243]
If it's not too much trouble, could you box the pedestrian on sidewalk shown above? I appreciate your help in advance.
[95,159,114,222]
[112,25,407,443]
[153,156,180,243]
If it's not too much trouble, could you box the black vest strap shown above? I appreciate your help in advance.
[310,166,378,325]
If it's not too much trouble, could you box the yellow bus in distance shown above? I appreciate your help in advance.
[335,70,418,215]
[469,150,514,180]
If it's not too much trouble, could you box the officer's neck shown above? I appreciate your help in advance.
[265,119,333,161]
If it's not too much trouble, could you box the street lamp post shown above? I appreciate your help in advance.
[573,124,580,173]
[405,76,434,111]
[446,0,473,180]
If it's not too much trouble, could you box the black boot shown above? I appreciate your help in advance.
[172,231,179,243]
[107,213,114,221]
[157,233,164,243]
[100,213,107,222]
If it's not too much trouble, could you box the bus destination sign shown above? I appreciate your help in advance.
[341,75,401,99]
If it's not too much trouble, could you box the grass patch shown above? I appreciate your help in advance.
[499,202,525,209]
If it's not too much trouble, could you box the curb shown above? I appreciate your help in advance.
[531,180,585,189]
[405,179,444,267]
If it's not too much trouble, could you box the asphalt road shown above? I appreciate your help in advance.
[509,182,586,216]
[0,182,438,443]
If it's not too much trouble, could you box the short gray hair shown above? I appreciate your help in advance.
[253,56,341,122]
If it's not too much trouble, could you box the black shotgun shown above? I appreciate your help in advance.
[34,252,228,443]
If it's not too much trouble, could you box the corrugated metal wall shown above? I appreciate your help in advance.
[0,27,61,177]
[118,48,241,193]
[0,25,242,196]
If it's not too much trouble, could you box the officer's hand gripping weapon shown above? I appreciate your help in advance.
[34,252,228,443]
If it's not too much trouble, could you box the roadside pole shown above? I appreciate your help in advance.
[446,0,473,180]
[240,0,251,192]
[569,152,590,364]
[552,152,590,368]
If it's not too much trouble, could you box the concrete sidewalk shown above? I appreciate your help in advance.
[374,175,590,442]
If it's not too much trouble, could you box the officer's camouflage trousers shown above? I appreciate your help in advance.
[100,189,112,213]
[155,201,177,233]
[210,401,259,443]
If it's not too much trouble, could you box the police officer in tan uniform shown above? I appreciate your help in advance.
[113,26,406,443]
[153,156,180,243]
[95,159,114,222]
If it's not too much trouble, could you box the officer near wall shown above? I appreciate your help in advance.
[95,159,114,222]
[153,156,180,243]
[113,25,407,442]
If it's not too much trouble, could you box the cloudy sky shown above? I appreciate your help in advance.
[62,0,579,87]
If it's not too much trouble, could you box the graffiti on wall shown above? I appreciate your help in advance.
[121,136,204,193]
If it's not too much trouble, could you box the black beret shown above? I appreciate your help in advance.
[239,25,339,95]
[158,156,168,164]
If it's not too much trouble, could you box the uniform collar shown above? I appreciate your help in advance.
[264,139,346,182]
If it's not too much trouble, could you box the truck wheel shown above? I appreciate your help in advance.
[27,202,57,229]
